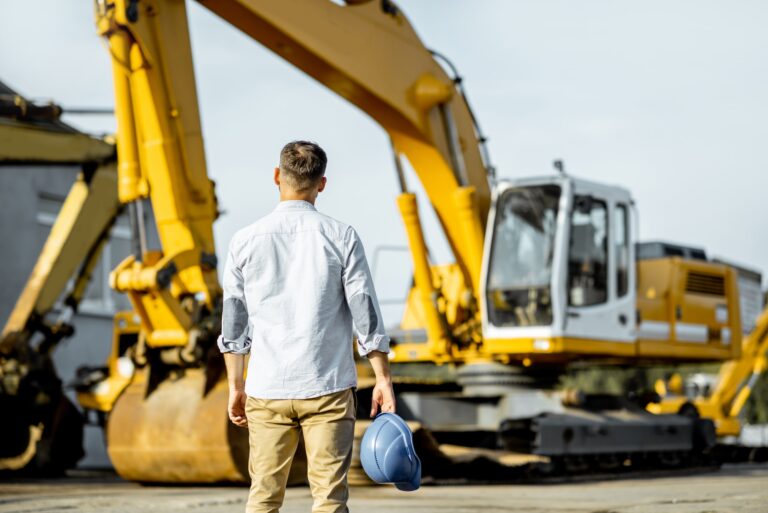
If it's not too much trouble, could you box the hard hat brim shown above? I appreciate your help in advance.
[394,455,421,491]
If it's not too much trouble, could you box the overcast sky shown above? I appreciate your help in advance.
[2,1,766,320]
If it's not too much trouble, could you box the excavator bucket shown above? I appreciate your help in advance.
[107,367,307,484]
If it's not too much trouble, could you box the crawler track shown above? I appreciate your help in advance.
[349,420,767,486]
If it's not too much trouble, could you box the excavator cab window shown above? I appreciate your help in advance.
[567,195,608,306]
[615,203,630,297]
[486,185,560,327]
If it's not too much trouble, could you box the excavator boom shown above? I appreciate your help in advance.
[201,0,492,237]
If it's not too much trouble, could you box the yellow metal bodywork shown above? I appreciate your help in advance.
[0,119,115,164]
[636,258,741,360]
[76,311,140,412]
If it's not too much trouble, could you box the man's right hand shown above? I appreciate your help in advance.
[367,350,395,417]
[228,389,248,428]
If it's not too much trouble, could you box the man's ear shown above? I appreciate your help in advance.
[273,167,281,186]
[317,176,327,193]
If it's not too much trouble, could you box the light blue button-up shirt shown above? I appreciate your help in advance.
[218,200,390,399]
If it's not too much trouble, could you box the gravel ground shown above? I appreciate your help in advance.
[1,464,766,513]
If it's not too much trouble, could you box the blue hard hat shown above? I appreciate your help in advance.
[360,412,421,491]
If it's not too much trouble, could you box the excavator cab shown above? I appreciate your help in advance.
[480,174,744,366]
[481,176,638,358]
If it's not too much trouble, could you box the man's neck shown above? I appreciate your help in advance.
[279,192,316,205]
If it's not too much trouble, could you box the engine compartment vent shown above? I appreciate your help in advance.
[685,272,725,296]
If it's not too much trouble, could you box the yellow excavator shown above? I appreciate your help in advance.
[2,0,766,482]
[0,89,119,474]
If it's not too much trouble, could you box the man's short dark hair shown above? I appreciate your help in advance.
[279,141,327,192]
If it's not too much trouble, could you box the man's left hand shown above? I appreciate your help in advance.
[370,379,396,417]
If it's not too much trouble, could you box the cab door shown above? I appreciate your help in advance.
[562,180,636,343]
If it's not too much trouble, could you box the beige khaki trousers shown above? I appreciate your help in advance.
[245,388,356,513]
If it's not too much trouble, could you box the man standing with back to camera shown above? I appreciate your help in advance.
[218,140,395,513]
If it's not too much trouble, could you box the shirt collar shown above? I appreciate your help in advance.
[274,200,317,212]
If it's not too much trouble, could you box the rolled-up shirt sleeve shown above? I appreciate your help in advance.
[342,227,390,357]
[218,240,251,355]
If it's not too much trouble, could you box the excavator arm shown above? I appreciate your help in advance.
[96,0,220,360]
[652,306,768,436]
[201,0,492,233]
[715,308,768,422]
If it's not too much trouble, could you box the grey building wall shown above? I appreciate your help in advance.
[0,165,77,323]
[0,164,133,468]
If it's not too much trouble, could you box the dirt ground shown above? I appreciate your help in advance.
[1,464,766,513]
